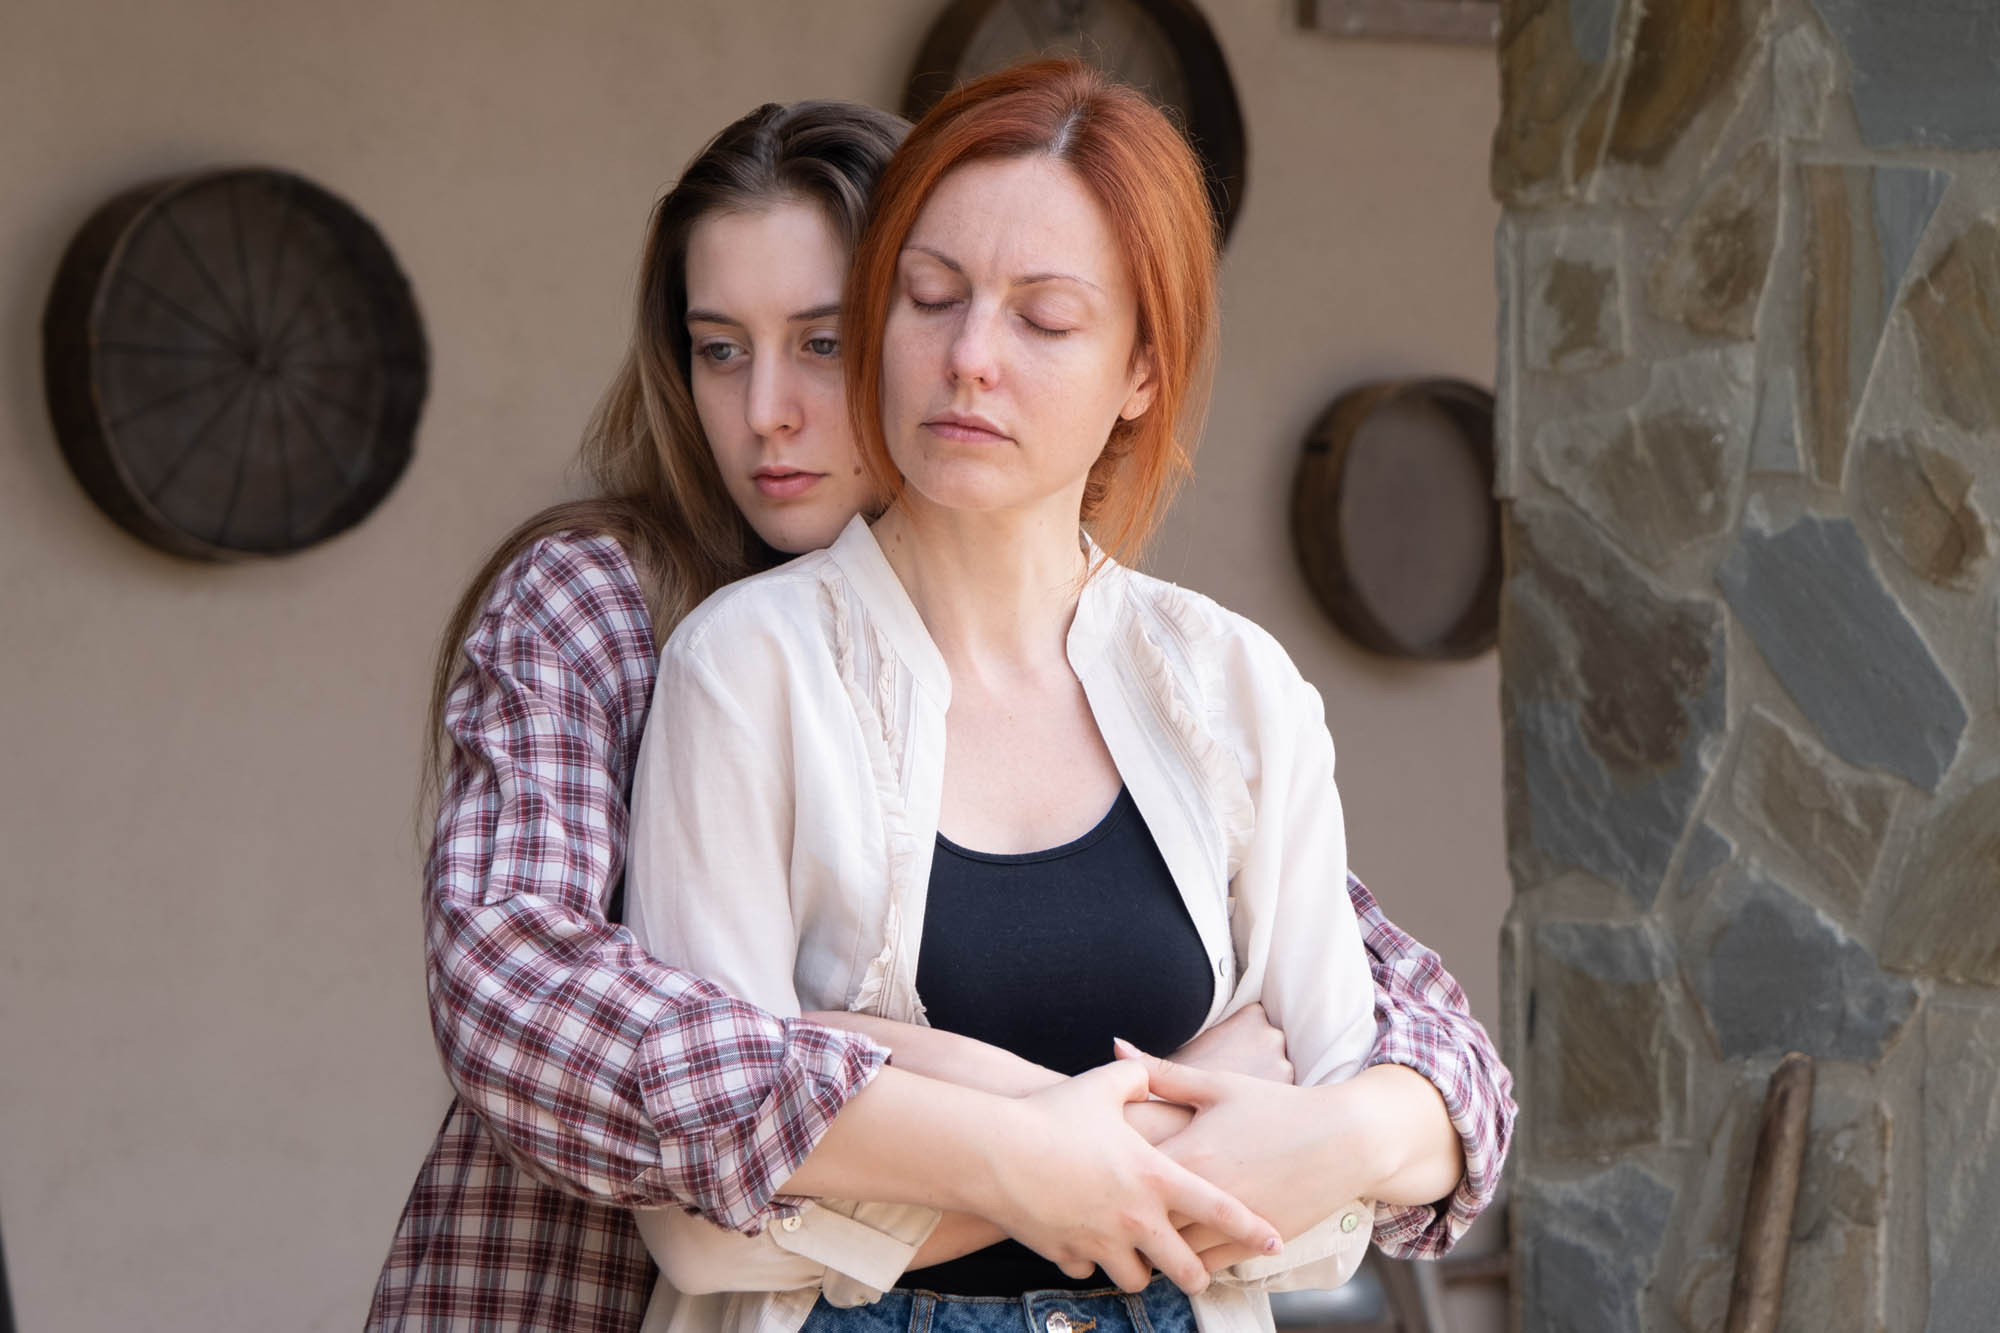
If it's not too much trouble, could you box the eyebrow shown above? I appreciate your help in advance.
[902,245,1103,294]
[685,303,842,326]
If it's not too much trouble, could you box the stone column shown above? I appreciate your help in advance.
[1491,2,2000,1329]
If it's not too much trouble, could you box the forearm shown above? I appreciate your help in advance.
[782,1066,1027,1211]
[805,1012,1197,1151]
[910,1213,1009,1268]
[1312,1064,1463,1208]
[804,1011,1060,1098]
[781,1065,1183,1209]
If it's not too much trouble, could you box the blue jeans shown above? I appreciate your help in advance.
[799,1274,1197,1332]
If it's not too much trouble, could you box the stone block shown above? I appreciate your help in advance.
[1779,1222,1884,1333]
[1882,776,2000,987]
[1808,0,2000,150]
[1716,515,1968,791]
[1531,920,1683,1156]
[1517,1161,1676,1333]
[1908,216,2000,433]
[1504,503,1728,907]
[1749,368,1803,474]
[1495,225,1522,498]
[1800,164,1949,487]
[1922,1002,2000,1332]
[1794,1077,1891,1238]
[1678,820,1734,896]
[1602,0,1760,170]
[1531,347,1753,571]
[1728,708,1900,918]
[1493,0,1628,204]
[1651,140,1779,340]
[1691,867,1917,1063]
[1854,435,1991,590]
[1526,226,1626,372]
[1772,18,1838,140]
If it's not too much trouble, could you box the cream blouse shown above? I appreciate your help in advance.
[626,517,1376,1333]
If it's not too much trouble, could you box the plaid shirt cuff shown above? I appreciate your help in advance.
[1348,874,1515,1260]
[636,983,890,1235]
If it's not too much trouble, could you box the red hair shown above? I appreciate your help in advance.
[844,59,1219,563]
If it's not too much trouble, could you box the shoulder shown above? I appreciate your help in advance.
[466,530,658,712]
[484,531,652,638]
[660,547,840,671]
[1112,564,1311,702]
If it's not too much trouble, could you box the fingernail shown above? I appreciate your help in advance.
[1264,1236,1282,1255]
[1112,1036,1139,1057]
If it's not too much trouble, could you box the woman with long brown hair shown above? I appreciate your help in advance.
[368,90,1510,1333]
[621,62,1507,1333]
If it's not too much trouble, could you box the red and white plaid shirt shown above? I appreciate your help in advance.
[366,534,1514,1332]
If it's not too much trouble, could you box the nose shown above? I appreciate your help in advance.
[946,301,1000,388]
[745,356,801,439]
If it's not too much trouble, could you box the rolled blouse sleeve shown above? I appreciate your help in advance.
[1205,651,1377,1293]
[423,534,887,1235]
[623,613,940,1304]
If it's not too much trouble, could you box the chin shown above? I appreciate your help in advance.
[753,508,848,557]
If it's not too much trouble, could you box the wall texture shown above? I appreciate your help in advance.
[1494,0,2000,1328]
[0,4,1504,1328]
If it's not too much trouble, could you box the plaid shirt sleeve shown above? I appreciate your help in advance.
[1349,872,1515,1259]
[423,533,887,1235]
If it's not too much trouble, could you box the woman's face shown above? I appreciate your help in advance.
[881,155,1156,524]
[685,200,876,554]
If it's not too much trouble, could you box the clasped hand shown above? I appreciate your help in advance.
[981,1056,1283,1294]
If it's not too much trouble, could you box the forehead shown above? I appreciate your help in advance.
[684,200,845,315]
[906,156,1128,291]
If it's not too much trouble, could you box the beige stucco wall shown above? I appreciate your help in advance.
[0,4,1502,1327]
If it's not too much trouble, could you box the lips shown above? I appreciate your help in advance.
[752,467,823,500]
[924,410,1010,444]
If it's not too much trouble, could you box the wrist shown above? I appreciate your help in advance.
[1305,1078,1398,1200]
[953,1094,1038,1220]
[1333,1063,1465,1206]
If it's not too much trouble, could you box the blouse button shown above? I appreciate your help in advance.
[780,1214,802,1233]
[1215,955,1229,978]
[1340,1211,1360,1233]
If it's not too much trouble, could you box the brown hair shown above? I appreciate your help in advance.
[842,59,1219,563]
[422,100,907,807]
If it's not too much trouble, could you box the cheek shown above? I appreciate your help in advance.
[690,373,743,462]
[803,375,860,460]
[881,313,937,402]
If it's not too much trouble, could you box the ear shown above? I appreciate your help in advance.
[1119,344,1159,421]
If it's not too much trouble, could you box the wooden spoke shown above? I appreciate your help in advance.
[116,270,239,350]
[144,374,253,503]
[160,202,255,348]
[103,362,245,430]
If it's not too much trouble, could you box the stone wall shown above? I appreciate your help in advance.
[1491,2,2000,1329]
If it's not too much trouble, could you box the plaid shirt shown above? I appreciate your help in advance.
[366,534,1514,1332]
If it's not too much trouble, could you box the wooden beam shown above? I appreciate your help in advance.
[1297,0,1501,45]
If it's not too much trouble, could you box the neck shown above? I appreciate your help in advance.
[871,498,1090,669]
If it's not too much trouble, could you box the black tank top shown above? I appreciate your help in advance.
[902,786,1214,1296]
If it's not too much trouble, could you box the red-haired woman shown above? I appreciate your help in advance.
[622,62,1505,1333]
[369,99,1292,1332]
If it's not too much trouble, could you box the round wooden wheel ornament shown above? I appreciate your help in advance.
[1291,378,1501,661]
[43,167,427,560]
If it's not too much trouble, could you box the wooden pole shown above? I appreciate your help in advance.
[1723,1052,1816,1333]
